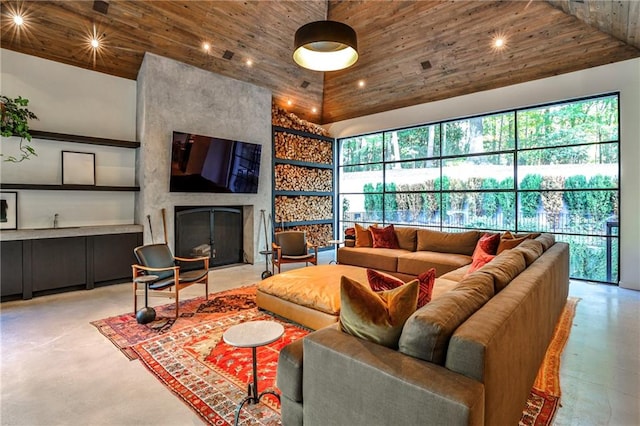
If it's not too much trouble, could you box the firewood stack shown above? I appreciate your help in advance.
[275,164,333,192]
[272,104,329,137]
[275,196,333,223]
[274,132,332,164]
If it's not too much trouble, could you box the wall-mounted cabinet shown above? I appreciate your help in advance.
[272,126,335,248]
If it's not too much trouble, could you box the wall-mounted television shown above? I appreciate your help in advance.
[170,131,262,193]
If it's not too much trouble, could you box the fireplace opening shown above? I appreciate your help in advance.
[175,206,244,269]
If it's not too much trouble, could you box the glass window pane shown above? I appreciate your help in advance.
[442,154,514,189]
[442,113,515,156]
[518,96,618,149]
[518,144,618,170]
[556,234,619,283]
[383,125,440,161]
[339,164,383,195]
[339,194,378,227]
[384,160,440,191]
[441,191,515,230]
[340,134,383,165]
[387,192,441,226]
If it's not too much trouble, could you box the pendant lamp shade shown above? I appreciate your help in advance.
[293,20,358,72]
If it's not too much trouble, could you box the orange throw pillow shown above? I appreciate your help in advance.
[370,224,400,249]
[355,223,374,247]
[496,231,529,254]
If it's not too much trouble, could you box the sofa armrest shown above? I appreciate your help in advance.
[276,338,304,402]
[302,327,485,426]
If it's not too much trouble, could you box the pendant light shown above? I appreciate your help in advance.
[293,20,358,72]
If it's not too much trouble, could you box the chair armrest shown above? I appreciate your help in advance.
[132,264,179,273]
[272,242,282,260]
[174,256,210,269]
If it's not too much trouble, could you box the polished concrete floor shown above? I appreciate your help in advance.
[1,251,639,425]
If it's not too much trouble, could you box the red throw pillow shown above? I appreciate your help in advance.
[464,248,495,278]
[416,268,436,307]
[367,269,404,292]
[370,224,400,249]
[367,267,435,308]
[475,232,500,256]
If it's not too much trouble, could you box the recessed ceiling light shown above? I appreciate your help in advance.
[90,38,100,49]
[312,107,318,113]
[287,100,293,106]
[358,80,365,88]
[13,14,24,26]
[494,37,505,48]
[246,59,253,66]
[203,42,211,52]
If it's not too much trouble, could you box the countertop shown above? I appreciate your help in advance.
[0,224,144,241]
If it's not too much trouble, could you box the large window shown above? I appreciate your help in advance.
[338,94,619,284]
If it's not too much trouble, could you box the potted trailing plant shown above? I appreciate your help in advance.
[1,95,39,162]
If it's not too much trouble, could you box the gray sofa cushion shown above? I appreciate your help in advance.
[397,251,472,277]
[337,247,407,272]
[394,226,418,251]
[512,239,544,266]
[479,249,527,293]
[416,229,481,256]
[398,272,494,364]
[535,233,556,251]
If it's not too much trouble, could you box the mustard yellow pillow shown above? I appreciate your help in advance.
[339,276,418,348]
[354,223,374,247]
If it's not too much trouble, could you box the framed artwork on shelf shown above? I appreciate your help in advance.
[62,151,96,185]
[0,191,18,230]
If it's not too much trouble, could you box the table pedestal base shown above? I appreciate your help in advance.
[233,346,280,426]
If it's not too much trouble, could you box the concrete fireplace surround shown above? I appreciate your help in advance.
[136,53,272,264]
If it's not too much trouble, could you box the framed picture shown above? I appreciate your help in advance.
[62,151,96,185]
[0,192,18,230]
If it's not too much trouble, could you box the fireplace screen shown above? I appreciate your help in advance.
[175,206,244,268]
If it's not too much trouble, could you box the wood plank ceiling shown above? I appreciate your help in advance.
[1,0,638,125]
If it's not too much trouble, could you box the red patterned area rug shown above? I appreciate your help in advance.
[92,287,578,426]
[90,286,258,360]
[133,309,307,425]
[520,297,580,426]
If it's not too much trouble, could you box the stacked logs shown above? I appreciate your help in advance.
[272,104,329,137]
[275,164,333,192]
[274,132,332,164]
[277,224,334,248]
[275,196,333,223]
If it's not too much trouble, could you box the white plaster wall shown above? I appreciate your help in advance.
[136,53,272,263]
[0,49,137,229]
[326,58,640,291]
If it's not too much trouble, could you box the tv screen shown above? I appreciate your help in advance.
[170,131,262,193]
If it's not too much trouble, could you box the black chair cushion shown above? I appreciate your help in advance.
[134,244,175,280]
[148,268,208,290]
[275,232,307,256]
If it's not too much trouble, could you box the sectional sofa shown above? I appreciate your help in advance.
[275,228,570,425]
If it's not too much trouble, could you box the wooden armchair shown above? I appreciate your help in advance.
[132,243,209,318]
[272,231,318,274]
